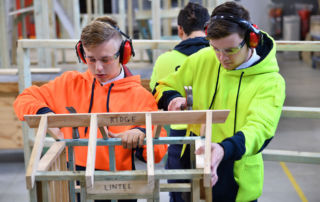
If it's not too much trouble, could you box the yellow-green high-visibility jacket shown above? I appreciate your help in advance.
[150,37,209,130]
[153,32,286,201]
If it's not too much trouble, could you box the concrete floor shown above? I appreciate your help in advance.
[1,52,320,201]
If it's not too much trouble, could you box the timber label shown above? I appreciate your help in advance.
[87,180,153,194]
[107,116,137,124]
[104,183,132,191]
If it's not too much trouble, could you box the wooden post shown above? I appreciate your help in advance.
[0,0,10,68]
[145,113,155,189]
[204,111,212,201]
[17,40,35,201]
[86,0,92,22]
[68,146,76,202]
[33,0,52,67]
[86,114,98,188]
[163,0,172,37]
[152,0,161,62]
[128,0,133,37]
[118,0,126,32]
[72,0,81,38]
[26,115,48,189]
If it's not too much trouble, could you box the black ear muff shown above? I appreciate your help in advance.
[119,39,134,65]
[75,41,87,64]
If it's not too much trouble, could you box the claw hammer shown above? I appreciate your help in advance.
[181,86,193,110]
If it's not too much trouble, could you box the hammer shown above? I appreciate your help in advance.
[65,106,80,139]
[181,86,193,110]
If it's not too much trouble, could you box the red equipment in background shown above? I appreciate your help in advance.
[15,0,61,39]
[298,9,311,40]
[16,0,35,39]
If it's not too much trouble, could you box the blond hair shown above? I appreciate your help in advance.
[80,16,122,49]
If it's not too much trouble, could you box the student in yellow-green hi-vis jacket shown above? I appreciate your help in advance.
[150,2,209,202]
[153,2,286,202]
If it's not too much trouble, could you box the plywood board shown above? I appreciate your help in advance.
[0,96,23,149]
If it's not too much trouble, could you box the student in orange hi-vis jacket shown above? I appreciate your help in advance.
[13,16,168,201]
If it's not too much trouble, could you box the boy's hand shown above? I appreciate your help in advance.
[195,143,224,186]
[168,97,187,111]
[108,129,145,149]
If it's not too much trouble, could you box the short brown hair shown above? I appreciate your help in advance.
[80,16,122,49]
[177,2,209,36]
[206,2,250,40]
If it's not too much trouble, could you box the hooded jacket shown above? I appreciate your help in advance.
[14,66,168,171]
[150,37,209,130]
[154,32,286,201]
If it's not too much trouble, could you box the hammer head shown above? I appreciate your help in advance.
[184,86,193,110]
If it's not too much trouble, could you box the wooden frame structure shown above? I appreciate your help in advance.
[24,110,229,201]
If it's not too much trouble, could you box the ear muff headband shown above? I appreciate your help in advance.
[75,25,135,65]
[210,15,261,48]
[112,25,135,64]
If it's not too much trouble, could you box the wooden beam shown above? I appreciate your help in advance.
[145,113,155,188]
[276,41,320,51]
[195,139,204,169]
[86,0,92,22]
[98,127,108,139]
[192,179,200,202]
[38,141,66,171]
[118,0,125,32]
[263,149,320,164]
[0,0,10,69]
[135,8,181,20]
[24,110,230,128]
[160,183,191,192]
[153,125,162,139]
[16,39,320,52]
[35,169,204,181]
[9,6,34,16]
[86,114,98,188]
[26,115,48,189]
[17,38,31,94]
[203,112,212,187]
[87,180,153,198]
[282,106,320,119]
[72,0,81,38]
[46,128,63,140]
[0,68,61,75]
[33,0,51,67]
[127,0,133,37]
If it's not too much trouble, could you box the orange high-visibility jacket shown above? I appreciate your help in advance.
[14,69,167,170]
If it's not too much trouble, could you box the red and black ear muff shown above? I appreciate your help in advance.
[210,15,261,48]
[204,22,209,36]
[112,25,135,65]
[248,24,260,48]
[75,41,87,64]
[119,39,135,65]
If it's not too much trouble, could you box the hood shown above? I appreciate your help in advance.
[174,37,209,56]
[224,32,279,77]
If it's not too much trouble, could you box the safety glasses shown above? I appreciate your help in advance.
[85,50,120,65]
[210,39,246,55]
